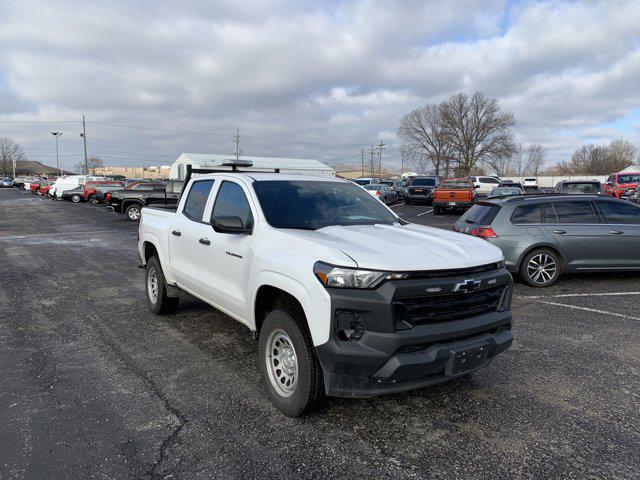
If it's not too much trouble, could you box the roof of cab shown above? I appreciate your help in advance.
[191,172,349,183]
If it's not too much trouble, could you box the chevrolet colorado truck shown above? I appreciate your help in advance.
[137,161,513,416]
[433,178,476,215]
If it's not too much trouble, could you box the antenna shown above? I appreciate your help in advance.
[234,129,241,159]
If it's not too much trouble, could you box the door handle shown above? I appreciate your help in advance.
[552,230,567,234]
[198,238,211,245]
[609,230,624,235]
[171,230,181,236]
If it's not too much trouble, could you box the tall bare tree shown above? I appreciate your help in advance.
[397,103,452,176]
[440,92,516,176]
[522,144,546,176]
[76,156,104,174]
[607,139,637,172]
[0,137,27,177]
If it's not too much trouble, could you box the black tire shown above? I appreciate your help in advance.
[71,194,82,203]
[433,206,442,215]
[258,307,326,416]
[519,248,562,287]
[125,203,142,222]
[145,256,179,314]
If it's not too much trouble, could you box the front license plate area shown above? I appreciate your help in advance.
[446,345,488,376]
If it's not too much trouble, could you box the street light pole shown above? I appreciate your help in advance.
[51,131,62,176]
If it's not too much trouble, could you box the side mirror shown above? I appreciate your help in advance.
[212,215,251,234]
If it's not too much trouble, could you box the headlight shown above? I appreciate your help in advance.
[496,258,505,269]
[313,261,403,289]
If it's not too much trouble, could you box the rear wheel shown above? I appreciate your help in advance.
[258,307,325,416]
[520,249,561,287]
[71,194,82,203]
[145,256,179,314]
[125,204,142,221]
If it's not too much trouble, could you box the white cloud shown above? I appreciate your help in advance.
[0,0,638,169]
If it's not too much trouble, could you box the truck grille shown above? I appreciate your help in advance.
[393,285,505,327]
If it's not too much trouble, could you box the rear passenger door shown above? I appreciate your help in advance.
[594,200,640,268]
[543,200,611,269]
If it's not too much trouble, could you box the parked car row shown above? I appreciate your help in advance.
[7,174,184,221]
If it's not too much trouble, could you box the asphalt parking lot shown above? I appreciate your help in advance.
[1,188,639,479]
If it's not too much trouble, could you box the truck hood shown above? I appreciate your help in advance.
[285,223,503,271]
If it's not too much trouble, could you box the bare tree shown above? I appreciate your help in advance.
[397,103,453,176]
[440,92,516,176]
[0,137,27,177]
[607,139,637,172]
[522,144,546,176]
[76,156,104,174]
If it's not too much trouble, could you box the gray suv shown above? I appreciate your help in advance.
[454,195,640,287]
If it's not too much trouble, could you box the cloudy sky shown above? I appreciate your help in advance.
[1,0,639,172]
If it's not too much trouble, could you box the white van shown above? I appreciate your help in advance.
[50,175,107,198]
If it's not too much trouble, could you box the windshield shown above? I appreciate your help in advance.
[364,185,382,191]
[411,178,436,186]
[252,180,399,230]
[618,174,640,184]
[564,182,600,194]
[440,181,469,189]
[489,187,521,197]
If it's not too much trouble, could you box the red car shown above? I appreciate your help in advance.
[82,181,125,202]
[29,180,43,194]
[603,172,640,199]
[37,180,54,196]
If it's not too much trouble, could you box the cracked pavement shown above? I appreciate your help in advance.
[1,188,639,479]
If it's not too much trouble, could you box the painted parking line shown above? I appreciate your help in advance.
[519,292,640,300]
[417,209,433,216]
[538,300,640,321]
[389,203,405,208]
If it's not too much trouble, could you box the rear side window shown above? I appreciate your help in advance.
[596,201,640,225]
[541,203,558,223]
[183,180,214,221]
[211,181,253,229]
[510,204,542,224]
[552,201,598,224]
[460,204,501,225]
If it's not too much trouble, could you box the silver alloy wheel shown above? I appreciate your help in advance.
[147,267,158,304]
[527,253,557,284]
[72,194,81,203]
[128,206,140,220]
[265,329,298,397]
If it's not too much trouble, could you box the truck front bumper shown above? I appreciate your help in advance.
[314,268,513,397]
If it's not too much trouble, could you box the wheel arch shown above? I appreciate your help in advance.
[516,243,565,272]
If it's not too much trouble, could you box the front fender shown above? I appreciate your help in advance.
[250,271,331,346]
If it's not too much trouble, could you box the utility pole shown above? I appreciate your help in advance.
[80,115,88,174]
[234,129,241,159]
[360,148,365,177]
[368,145,376,178]
[51,131,62,176]
[376,140,386,179]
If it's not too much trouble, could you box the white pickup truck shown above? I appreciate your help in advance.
[138,161,513,416]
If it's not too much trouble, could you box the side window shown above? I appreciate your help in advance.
[211,181,254,229]
[510,204,542,224]
[541,203,558,223]
[596,201,640,225]
[553,201,598,224]
[183,180,214,221]
[481,177,500,184]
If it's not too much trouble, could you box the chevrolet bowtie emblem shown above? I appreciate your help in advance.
[453,279,481,293]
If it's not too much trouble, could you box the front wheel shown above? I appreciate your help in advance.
[125,204,142,221]
[258,308,325,416]
[145,256,179,314]
[520,249,561,287]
